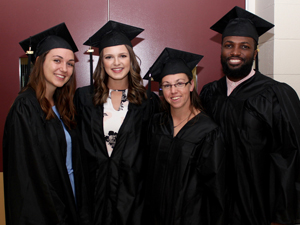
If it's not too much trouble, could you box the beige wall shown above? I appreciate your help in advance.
[249,0,300,96]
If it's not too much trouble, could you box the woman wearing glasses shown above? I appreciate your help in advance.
[143,48,226,225]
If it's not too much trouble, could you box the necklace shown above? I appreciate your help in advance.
[173,112,192,128]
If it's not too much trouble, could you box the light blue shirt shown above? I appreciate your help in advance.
[52,106,76,200]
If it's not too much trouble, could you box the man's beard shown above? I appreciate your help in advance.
[221,55,255,80]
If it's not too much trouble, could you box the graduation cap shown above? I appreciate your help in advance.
[144,47,203,83]
[19,23,78,86]
[210,6,274,43]
[84,20,144,52]
[20,23,78,63]
[83,20,144,91]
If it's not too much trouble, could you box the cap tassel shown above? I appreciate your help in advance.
[25,37,34,87]
[87,46,94,94]
[147,73,152,97]
[255,53,259,71]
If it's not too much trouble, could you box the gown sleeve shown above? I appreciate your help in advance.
[3,98,65,225]
[148,91,161,115]
[129,92,161,225]
[199,82,215,115]
[197,126,227,225]
[268,84,300,223]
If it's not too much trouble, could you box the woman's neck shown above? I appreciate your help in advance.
[171,106,200,137]
[170,104,193,120]
[45,87,55,106]
[107,78,128,90]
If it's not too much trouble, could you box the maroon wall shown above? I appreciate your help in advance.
[0,0,244,171]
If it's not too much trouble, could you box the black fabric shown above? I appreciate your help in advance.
[34,35,73,59]
[74,86,160,225]
[200,71,300,225]
[144,47,203,82]
[143,112,226,225]
[222,18,259,43]
[3,88,91,225]
[19,23,78,63]
[83,20,144,53]
[210,6,274,43]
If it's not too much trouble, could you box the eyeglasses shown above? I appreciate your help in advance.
[161,81,191,90]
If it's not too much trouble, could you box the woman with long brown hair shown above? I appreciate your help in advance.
[3,23,91,225]
[74,21,160,225]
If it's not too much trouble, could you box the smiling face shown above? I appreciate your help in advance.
[161,73,194,112]
[102,44,130,87]
[43,48,75,93]
[221,36,257,81]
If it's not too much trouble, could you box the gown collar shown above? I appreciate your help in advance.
[226,69,256,96]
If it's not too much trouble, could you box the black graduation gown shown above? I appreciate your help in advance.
[3,88,91,225]
[74,86,160,225]
[143,112,226,225]
[200,71,300,225]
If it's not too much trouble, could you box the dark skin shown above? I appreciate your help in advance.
[221,36,258,82]
[222,36,285,225]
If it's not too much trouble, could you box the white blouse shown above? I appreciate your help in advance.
[103,89,129,157]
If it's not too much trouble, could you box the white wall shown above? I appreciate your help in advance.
[247,0,300,96]
[273,0,300,95]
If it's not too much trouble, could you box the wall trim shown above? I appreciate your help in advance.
[245,0,256,13]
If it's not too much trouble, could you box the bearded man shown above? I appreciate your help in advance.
[200,6,300,225]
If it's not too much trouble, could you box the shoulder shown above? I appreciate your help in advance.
[249,72,299,101]
[131,91,160,114]
[4,88,43,129]
[201,80,220,92]
[270,79,299,98]
[177,112,223,143]
[75,85,93,97]
[200,77,226,98]
[74,86,94,107]
[151,112,169,129]
[203,76,226,89]
[152,111,165,122]
[242,73,300,124]
[193,112,220,133]
[11,88,41,116]
[147,91,161,112]
[150,112,172,136]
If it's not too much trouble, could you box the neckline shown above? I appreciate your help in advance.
[172,111,201,137]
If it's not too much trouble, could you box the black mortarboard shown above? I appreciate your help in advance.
[144,47,203,82]
[210,6,274,43]
[19,22,78,63]
[83,20,144,52]
[83,20,144,92]
[19,23,78,86]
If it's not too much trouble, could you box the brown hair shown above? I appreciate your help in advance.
[160,75,204,114]
[24,50,77,129]
[93,44,147,106]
